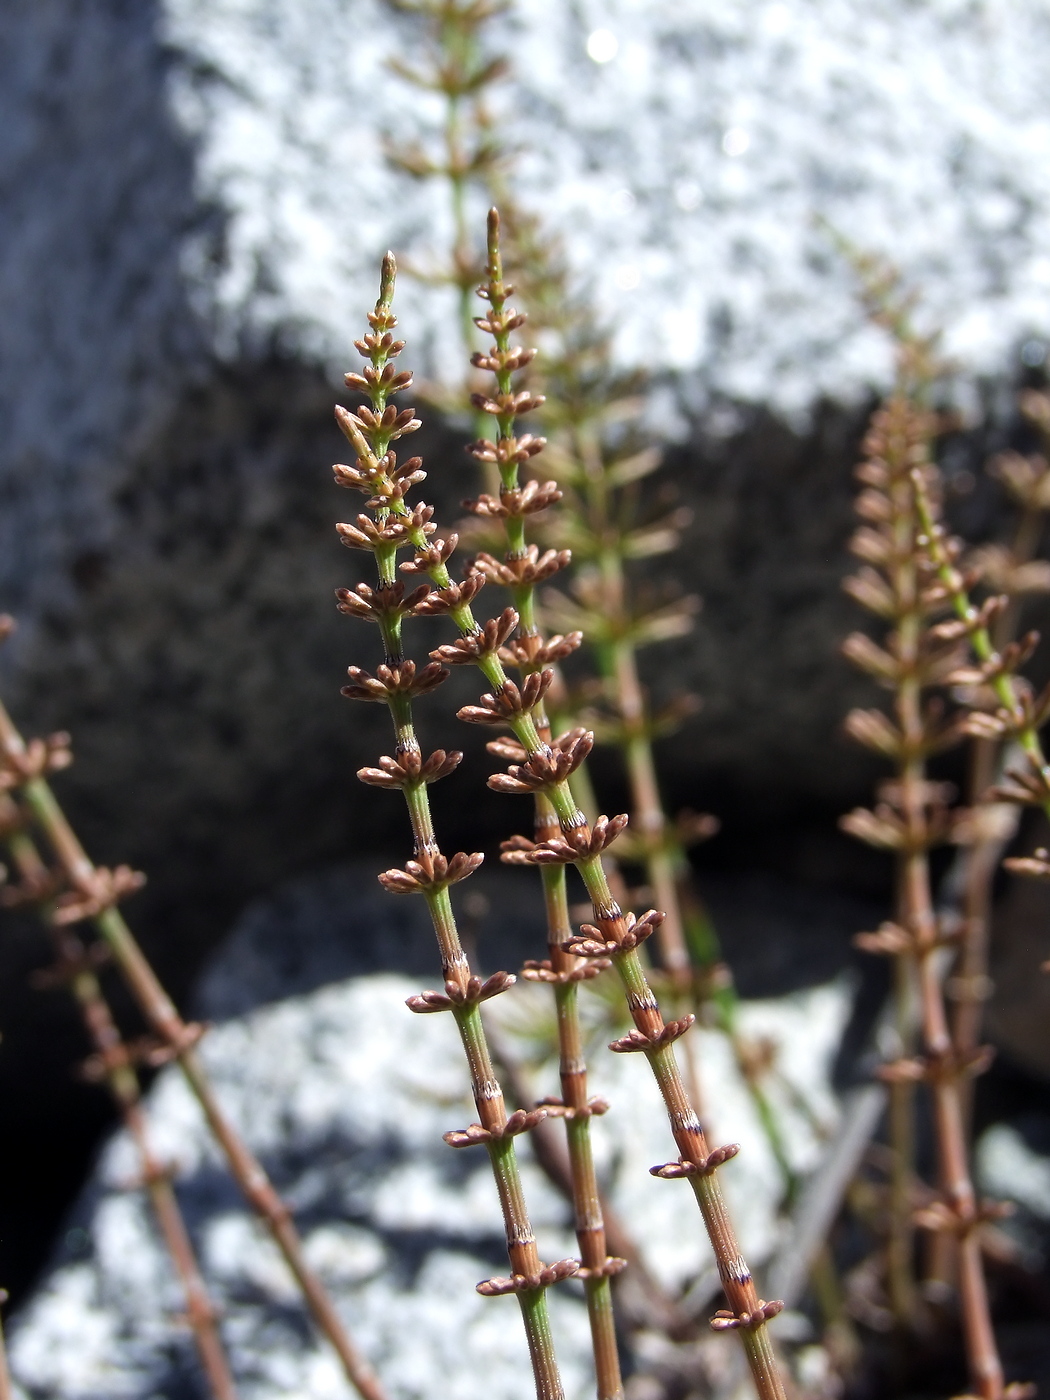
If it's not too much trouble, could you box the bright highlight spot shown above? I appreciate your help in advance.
[674,179,702,211]
[614,263,640,291]
[612,187,637,215]
[586,28,619,63]
[722,127,751,157]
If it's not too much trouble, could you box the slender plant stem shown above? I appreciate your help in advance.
[2,817,238,1400]
[844,397,1012,1398]
[472,224,624,1400]
[338,256,569,1400]
[0,707,384,1400]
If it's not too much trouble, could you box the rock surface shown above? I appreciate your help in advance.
[8,956,852,1399]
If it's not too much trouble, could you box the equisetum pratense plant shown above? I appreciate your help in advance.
[840,374,1031,1400]
[0,667,385,1400]
[332,221,787,1400]
[456,220,625,1399]
[335,248,575,1400]
[0,795,238,1400]
[386,0,798,1230]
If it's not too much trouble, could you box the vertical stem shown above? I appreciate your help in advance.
[478,217,624,1400]
[581,863,788,1400]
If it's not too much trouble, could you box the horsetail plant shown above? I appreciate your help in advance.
[334,247,575,1400]
[840,364,1030,1400]
[0,632,385,1400]
[0,793,238,1400]
[384,0,798,1228]
[457,221,625,1400]
[333,217,788,1400]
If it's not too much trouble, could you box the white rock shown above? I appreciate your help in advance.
[11,973,852,1398]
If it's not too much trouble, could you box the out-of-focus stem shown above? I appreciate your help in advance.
[0,709,385,1400]
[4,821,237,1400]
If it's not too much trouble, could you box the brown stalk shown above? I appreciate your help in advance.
[949,408,1050,1108]
[1,808,238,1399]
[337,210,786,1400]
[841,380,1029,1399]
[335,253,571,1400]
[0,673,385,1400]
[463,222,625,1399]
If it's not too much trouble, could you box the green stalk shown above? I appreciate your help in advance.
[473,216,624,1400]
[338,257,568,1400]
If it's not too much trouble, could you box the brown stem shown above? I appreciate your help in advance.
[0,708,385,1400]
[5,822,237,1400]
[894,466,1005,1395]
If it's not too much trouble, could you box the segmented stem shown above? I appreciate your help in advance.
[2,817,238,1400]
[338,256,567,1400]
[477,222,624,1400]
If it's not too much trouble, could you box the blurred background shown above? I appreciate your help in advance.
[1,1,1050,1395]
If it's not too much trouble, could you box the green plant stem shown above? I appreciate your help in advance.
[0,715,385,1400]
[347,264,567,1400]
[3,821,238,1400]
[603,927,785,1400]
[913,475,1050,809]
[482,226,624,1400]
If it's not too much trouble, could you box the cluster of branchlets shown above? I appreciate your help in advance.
[458,224,630,1399]
[840,387,1033,1400]
[335,232,787,1400]
[335,251,581,1400]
